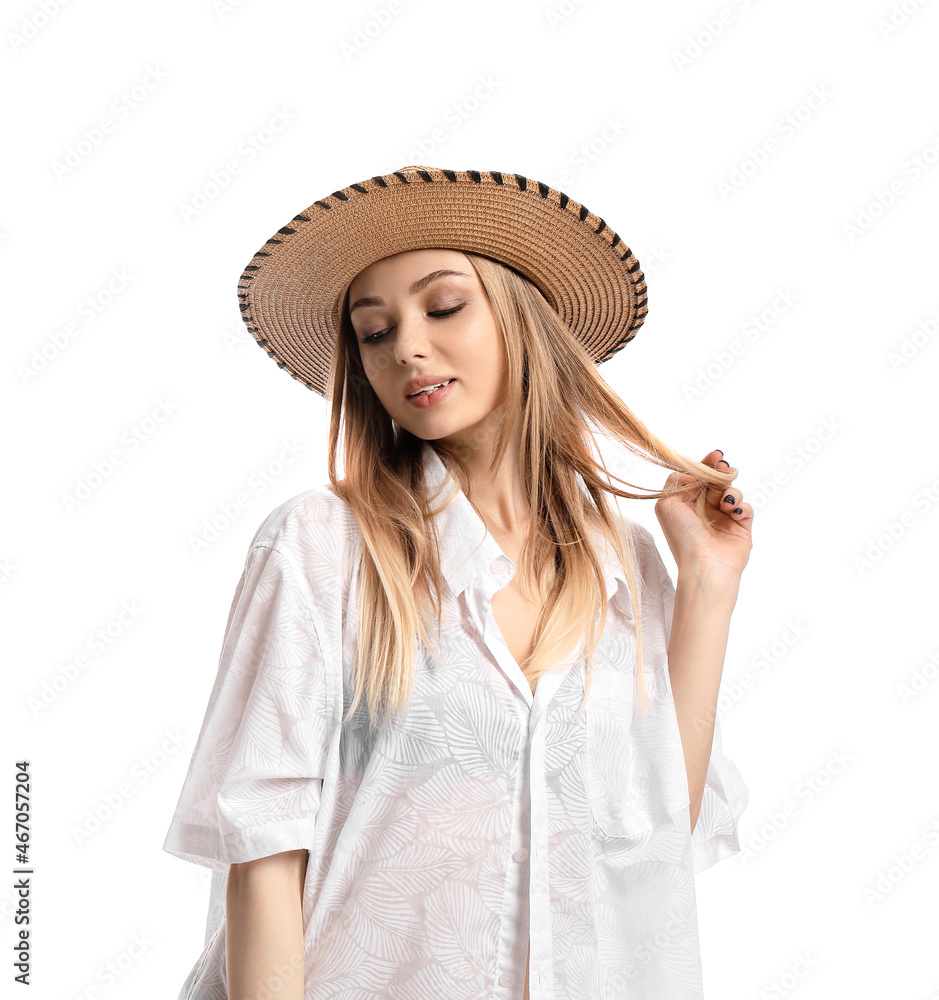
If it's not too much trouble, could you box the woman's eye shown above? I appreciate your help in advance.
[360,304,464,344]
[428,305,464,318]
[361,329,390,344]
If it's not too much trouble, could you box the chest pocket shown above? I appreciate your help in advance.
[584,640,691,838]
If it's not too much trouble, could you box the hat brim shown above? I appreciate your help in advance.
[237,165,648,397]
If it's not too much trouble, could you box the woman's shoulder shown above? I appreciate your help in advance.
[604,510,671,591]
[603,506,657,550]
[246,481,360,592]
[622,516,657,550]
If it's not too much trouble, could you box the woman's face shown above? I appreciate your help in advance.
[347,248,507,447]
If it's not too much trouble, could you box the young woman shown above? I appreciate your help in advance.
[163,165,751,1000]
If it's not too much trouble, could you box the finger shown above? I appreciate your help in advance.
[702,451,738,479]
[703,455,738,511]
[724,500,753,523]
[719,484,745,514]
[713,453,740,476]
[662,471,703,502]
[664,471,701,487]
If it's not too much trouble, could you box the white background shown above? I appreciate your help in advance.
[4,0,939,997]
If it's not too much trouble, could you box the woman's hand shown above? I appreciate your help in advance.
[654,449,753,588]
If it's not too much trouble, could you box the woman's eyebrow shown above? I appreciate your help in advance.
[349,269,469,313]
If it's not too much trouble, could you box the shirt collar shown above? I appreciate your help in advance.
[420,442,631,607]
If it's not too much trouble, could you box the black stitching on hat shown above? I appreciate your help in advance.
[245,165,649,394]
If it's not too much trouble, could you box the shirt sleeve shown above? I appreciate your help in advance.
[637,525,749,874]
[161,543,329,872]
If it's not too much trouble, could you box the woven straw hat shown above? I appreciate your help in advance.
[237,164,648,397]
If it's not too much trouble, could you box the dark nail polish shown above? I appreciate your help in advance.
[723,494,736,505]
[716,449,724,457]
[732,507,743,515]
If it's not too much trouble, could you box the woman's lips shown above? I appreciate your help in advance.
[406,379,457,408]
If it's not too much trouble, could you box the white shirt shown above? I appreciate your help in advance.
[162,441,748,999]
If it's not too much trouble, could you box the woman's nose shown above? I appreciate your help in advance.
[392,313,432,361]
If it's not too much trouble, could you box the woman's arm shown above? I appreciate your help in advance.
[226,849,308,1000]
[667,570,739,833]
[653,449,752,836]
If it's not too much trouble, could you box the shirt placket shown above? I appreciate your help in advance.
[465,554,576,1000]
[526,663,575,1000]
[492,704,531,998]
[464,559,531,997]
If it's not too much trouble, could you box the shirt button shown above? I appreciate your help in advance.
[490,556,510,574]
[512,847,529,863]
[498,972,515,987]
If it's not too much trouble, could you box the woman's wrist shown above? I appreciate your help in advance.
[675,564,741,606]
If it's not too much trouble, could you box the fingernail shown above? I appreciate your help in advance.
[732,507,743,515]
[716,449,724,457]
[723,494,736,505]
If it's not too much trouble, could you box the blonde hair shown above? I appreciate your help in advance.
[326,252,737,732]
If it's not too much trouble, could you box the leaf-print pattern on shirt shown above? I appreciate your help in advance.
[163,442,748,999]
